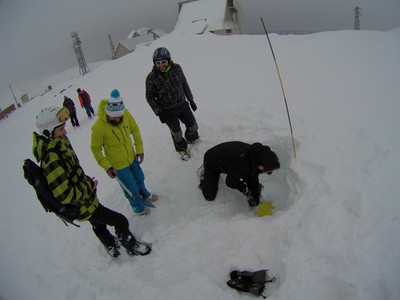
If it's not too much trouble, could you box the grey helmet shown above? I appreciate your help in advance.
[153,47,171,62]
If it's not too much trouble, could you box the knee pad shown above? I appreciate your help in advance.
[172,130,183,142]
[187,122,199,133]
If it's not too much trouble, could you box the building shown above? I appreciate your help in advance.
[0,104,16,121]
[174,0,243,35]
[113,27,166,59]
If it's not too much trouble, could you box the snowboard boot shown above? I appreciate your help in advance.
[118,232,151,256]
[146,193,159,202]
[134,206,150,216]
[128,242,152,256]
[179,150,190,161]
[107,243,120,258]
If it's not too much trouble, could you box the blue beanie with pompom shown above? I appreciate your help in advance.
[106,89,125,117]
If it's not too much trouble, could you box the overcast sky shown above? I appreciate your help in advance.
[1,0,399,108]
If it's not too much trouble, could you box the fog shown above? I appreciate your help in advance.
[1,0,399,108]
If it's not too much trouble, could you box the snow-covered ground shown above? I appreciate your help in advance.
[1,29,400,299]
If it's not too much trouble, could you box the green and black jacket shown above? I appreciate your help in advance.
[32,132,99,221]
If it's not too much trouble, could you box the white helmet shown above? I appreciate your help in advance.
[36,106,69,137]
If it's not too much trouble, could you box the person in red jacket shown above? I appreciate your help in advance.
[77,88,95,119]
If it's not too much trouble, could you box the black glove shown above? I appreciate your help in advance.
[158,113,167,123]
[189,99,197,111]
[247,194,260,207]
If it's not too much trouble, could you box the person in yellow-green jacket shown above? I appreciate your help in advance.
[33,106,151,257]
[91,89,158,215]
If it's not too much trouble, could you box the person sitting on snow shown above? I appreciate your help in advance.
[198,141,280,207]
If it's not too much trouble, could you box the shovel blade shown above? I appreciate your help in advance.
[257,201,275,217]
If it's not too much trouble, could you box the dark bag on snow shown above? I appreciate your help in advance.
[227,269,276,298]
[23,158,80,227]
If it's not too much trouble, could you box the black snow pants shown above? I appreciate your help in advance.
[200,169,248,201]
[162,102,198,152]
[89,204,133,248]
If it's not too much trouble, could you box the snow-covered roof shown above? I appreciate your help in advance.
[174,0,239,34]
[127,27,152,39]
[117,34,156,52]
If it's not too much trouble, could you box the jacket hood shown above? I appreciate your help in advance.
[32,132,51,162]
[32,131,68,163]
[32,132,74,162]
[97,98,130,122]
[97,99,109,120]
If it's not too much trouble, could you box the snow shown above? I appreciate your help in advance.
[1,29,400,300]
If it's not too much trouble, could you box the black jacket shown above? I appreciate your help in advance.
[145,62,194,115]
[63,97,76,113]
[204,141,267,200]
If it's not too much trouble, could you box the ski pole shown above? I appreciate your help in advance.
[260,17,297,158]
[115,177,155,208]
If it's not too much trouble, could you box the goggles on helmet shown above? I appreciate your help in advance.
[56,107,70,122]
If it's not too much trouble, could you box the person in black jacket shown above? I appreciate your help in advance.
[63,96,80,127]
[145,47,199,160]
[199,141,280,207]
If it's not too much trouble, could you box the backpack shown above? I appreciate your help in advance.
[22,158,80,227]
[64,98,75,112]
[226,269,276,298]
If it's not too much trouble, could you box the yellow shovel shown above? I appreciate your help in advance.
[256,201,275,217]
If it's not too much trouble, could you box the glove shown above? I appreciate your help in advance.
[107,167,117,179]
[135,153,144,164]
[189,100,197,111]
[247,194,260,207]
[158,113,167,123]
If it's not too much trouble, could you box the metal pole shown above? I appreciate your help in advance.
[115,177,155,208]
[260,18,297,158]
[9,84,19,108]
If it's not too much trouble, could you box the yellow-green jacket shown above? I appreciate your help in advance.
[91,99,144,172]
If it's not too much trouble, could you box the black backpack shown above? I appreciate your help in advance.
[64,98,75,112]
[227,269,276,298]
[23,158,80,227]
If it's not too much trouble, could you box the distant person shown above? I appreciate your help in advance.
[62,95,80,127]
[33,106,151,257]
[199,141,280,207]
[91,89,158,215]
[145,47,199,161]
[77,88,95,119]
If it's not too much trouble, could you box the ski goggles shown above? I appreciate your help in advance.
[155,60,168,66]
[56,107,70,122]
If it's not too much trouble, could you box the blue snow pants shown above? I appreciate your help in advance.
[116,160,150,213]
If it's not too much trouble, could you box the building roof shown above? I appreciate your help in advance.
[127,27,153,39]
[174,0,238,34]
[114,28,166,58]
[118,33,156,52]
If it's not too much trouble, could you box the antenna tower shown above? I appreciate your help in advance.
[108,34,116,59]
[71,31,90,76]
[354,6,362,30]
